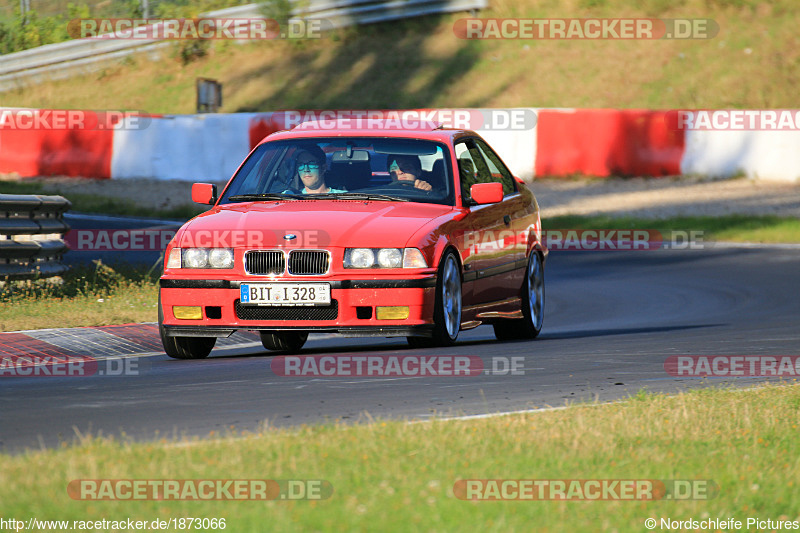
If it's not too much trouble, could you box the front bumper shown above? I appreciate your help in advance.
[159,277,437,338]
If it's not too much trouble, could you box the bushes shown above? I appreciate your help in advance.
[0,0,247,54]
[0,4,90,53]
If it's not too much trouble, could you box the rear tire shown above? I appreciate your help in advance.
[158,294,216,359]
[260,331,308,354]
[493,251,545,341]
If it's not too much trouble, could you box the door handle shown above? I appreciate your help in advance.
[503,215,511,225]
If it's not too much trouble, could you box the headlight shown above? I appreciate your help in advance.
[178,248,234,269]
[208,248,234,269]
[344,248,427,269]
[345,248,375,269]
[183,248,208,269]
[377,248,402,268]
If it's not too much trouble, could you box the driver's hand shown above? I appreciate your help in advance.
[414,179,432,191]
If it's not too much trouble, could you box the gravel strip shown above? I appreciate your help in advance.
[9,177,229,212]
[532,176,800,219]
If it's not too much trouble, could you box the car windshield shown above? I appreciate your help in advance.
[219,137,454,206]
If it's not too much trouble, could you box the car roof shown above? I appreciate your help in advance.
[260,120,478,145]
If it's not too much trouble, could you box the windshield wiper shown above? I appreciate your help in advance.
[321,193,409,202]
[228,192,410,202]
[228,193,302,202]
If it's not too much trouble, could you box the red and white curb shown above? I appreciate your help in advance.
[0,323,260,363]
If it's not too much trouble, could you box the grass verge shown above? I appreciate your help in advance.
[0,262,159,332]
[547,214,800,244]
[2,384,799,530]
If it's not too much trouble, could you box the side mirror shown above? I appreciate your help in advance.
[191,183,217,205]
[470,182,503,205]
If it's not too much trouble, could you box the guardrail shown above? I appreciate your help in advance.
[0,0,487,91]
[0,194,71,280]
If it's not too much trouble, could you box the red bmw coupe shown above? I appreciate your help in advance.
[159,122,546,358]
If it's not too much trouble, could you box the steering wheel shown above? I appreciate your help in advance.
[385,180,433,194]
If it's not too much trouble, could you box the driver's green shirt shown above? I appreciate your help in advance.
[303,187,346,194]
[282,188,347,194]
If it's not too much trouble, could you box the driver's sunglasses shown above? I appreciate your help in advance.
[389,161,413,173]
[297,162,321,171]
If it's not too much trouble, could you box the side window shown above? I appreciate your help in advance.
[455,141,478,201]
[468,145,493,184]
[456,138,514,202]
[474,139,516,196]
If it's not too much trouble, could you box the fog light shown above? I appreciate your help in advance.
[376,306,409,320]
[173,306,203,320]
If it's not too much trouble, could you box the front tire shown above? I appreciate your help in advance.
[493,251,545,341]
[158,294,216,359]
[409,250,462,348]
[260,331,308,354]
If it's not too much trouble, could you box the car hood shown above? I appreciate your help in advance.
[179,200,456,249]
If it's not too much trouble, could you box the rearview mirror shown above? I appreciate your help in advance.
[470,182,503,204]
[191,183,217,205]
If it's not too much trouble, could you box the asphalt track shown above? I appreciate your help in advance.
[2,246,799,453]
[62,212,183,267]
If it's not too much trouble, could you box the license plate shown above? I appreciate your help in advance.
[240,283,331,306]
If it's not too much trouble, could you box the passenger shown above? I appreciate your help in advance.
[288,146,346,194]
[387,155,432,191]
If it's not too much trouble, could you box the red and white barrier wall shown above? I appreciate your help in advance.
[681,129,800,181]
[2,108,799,182]
[111,113,255,181]
[0,109,114,178]
[535,109,685,177]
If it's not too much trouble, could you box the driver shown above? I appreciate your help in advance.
[288,146,346,194]
[387,155,432,191]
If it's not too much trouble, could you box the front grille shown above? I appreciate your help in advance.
[235,299,339,321]
[245,250,285,275]
[288,250,329,275]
